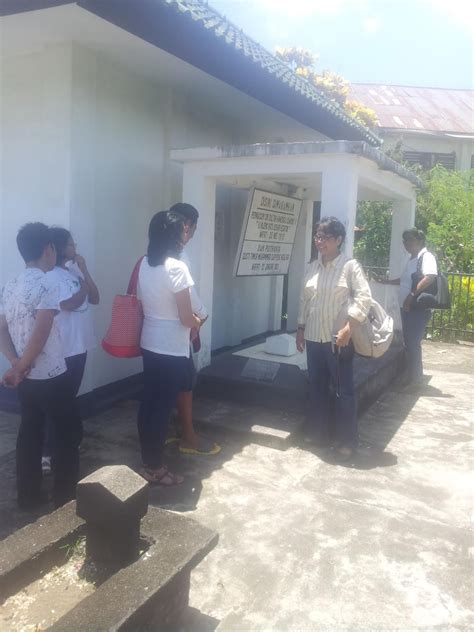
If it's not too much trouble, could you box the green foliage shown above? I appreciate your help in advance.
[354,201,392,268]
[428,275,474,342]
[416,166,474,273]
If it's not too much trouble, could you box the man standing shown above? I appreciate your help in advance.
[0,223,82,509]
[169,203,220,456]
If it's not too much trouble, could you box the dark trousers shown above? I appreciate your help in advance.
[400,309,431,382]
[306,340,358,449]
[44,352,87,456]
[137,350,188,469]
[17,372,82,508]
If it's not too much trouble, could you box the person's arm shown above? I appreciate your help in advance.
[296,277,309,353]
[403,274,437,311]
[0,315,18,365]
[60,277,90,311]
[175,289,201,329]
[75,256,100,305]
[2,310,56,387]
[374,274,400,285]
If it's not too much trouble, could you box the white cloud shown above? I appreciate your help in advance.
[427,0,474,35]
[362,17,381,33]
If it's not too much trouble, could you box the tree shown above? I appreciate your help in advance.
[275,46,378,129]
[416,166,474,273]
[354,201,392,269]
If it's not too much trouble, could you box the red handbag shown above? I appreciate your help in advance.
[102,257,144,358]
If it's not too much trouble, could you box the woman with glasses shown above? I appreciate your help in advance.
[296,216,371,460]
[377,228,437,386]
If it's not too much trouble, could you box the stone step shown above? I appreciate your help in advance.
[191,396,306,451]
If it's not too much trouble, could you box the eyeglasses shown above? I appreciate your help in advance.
[314,233,334,243]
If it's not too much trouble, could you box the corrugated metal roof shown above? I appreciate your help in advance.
[163,0,380,145]
[349,84,474,134]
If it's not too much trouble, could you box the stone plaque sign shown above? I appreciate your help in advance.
[241,358,280,382]
[234,188,302,276]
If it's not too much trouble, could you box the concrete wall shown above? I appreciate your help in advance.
[0,44,73,375]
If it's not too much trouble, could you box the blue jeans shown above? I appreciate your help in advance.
[306,341,358,449]
[400,309,431,382]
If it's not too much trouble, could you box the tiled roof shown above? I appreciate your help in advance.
[164,0,381,145]
[350,84,474,135]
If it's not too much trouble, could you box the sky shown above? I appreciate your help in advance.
[210,0,474,89]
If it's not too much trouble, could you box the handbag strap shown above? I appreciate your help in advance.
[127,256,145,296]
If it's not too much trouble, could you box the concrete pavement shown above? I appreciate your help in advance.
[0,341,472,630]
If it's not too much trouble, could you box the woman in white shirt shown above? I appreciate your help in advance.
[296,217,371,460]
[44,228,100,472]
[137,211,201,485]
[378,228,437,384]
[49,228,100,394]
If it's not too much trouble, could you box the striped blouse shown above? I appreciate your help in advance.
[297,254,372,343]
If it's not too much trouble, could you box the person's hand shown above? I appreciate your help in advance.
[335,323,352,347]
[74,254,87,274]
[296,328,305,353]
[403,294,414,312]
[2,360,30,388]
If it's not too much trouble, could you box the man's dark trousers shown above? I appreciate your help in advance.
[17,372,82,508]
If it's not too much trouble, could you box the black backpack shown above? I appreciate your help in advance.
[412,252,451,310]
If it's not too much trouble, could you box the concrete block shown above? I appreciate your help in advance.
[264,333,297,357]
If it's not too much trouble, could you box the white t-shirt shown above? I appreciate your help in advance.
[47,264,96,358]
[181,250,208,319]
[399,248,438,305]
[0,268,66,379]
[138,256,194,357]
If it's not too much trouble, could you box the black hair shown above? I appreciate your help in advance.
[147,211,186,266]
[50,227,72,266]
[16,222,53,263]
[314,216,346,243]
[402,227,425,245]
[169,203,199,225]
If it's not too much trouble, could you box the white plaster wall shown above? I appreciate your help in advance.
[0,44,73,375]
[212,187,277,351]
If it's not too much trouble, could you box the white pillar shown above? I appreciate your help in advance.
[320,161,358,256]
[181,166,217,370]
[389,198,416,278]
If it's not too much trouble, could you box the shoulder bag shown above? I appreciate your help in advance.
[102,257,144,358]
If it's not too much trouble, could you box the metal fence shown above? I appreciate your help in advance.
[362,266,474,343]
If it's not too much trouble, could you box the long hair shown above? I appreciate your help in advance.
[147,211,185,266]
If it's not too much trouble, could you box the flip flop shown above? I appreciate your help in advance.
[164,435,179,446]
[139,466,184,486]
[179,436,221,456]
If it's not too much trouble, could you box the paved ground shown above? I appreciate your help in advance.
[0,341,473,630]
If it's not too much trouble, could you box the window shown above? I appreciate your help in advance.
[403,151,456,170]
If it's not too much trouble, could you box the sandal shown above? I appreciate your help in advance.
[179,436,221,456]
[139,466,184,486]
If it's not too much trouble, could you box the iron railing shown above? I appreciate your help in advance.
[362,266,474,343]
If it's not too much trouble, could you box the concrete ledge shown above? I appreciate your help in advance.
[0,502,83,602]
[0,501,218,631]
